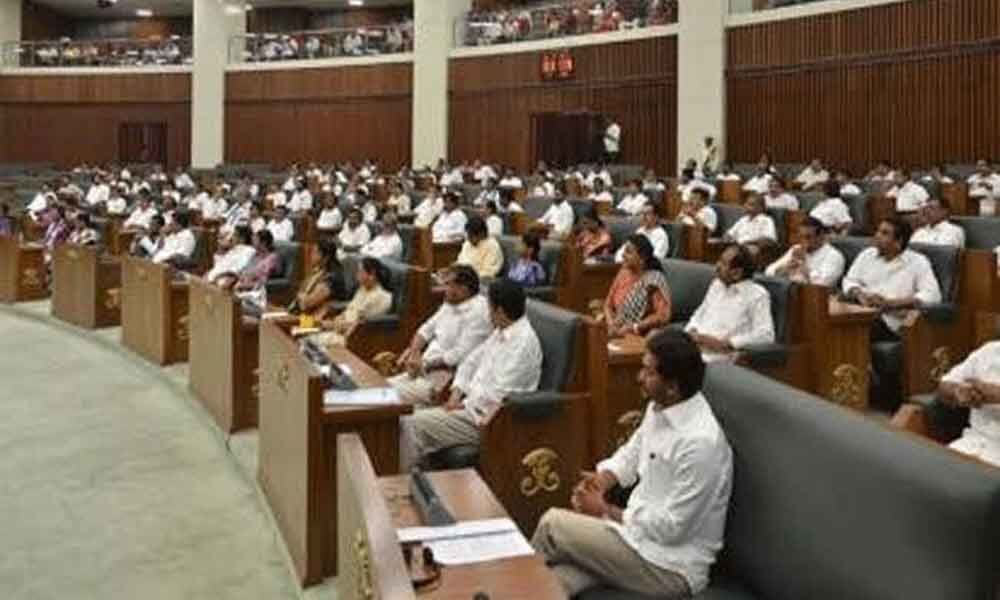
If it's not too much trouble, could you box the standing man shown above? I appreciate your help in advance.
[603,116,622,164]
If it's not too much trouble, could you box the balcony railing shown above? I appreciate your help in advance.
[455,0,678,48]
[0,37,192,69]
[729,0,829,13]
[228,23,414,64]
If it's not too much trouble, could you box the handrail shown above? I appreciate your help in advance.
[1,37,192,69]
[455,0,678,48]
[228,23,413,64]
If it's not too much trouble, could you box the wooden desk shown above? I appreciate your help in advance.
[120,256,190,366]
[337,432,564,600]
[960,249,999,343]
[0,236,46,303]
[257,319,413,585]
[51,244,121,329]
[431,241,463,271]
[600,334,647,461]
[188,278,259,433]
[571,260,619,314]
[719,180,743,204]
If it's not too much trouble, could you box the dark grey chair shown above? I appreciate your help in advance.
[661,258,716,325]
[663,222,685,258]
[953,216,1000,250]
[266,241,302,305]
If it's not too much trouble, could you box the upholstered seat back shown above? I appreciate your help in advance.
[381,258,412,314]
[663,222,685,258]
[605,217,641,251]
[704,363,1000,600]
[954,216,1000,250]
[842,194,869,233]
[711,203,746,236]
[397,224,417,264]
[661,258,716,323]
[339,255,361,297]
[271,241,301,283]
[525,299,580,392]
[523,196,554,221]
[909,242,961,302]
[752,275,795,343]
[793,190,825,213]
[829,236,872,271]
[764,209,789,245]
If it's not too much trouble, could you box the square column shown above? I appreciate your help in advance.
[192,1,246,169]
[0,0,22,48]
[677,0,728,173]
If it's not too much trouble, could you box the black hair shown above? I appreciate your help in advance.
[234,225,252,245]
[174,211,190,228]
[882,217,913,248]
[485,201,499,214]
[522,232,541,261]
[317,236,342,271]
[488,278,527,321]
[465,216,488,238]
[802,216,828,235]
[360,257,393,292]
[627,234,662,272]
[449,264,480,296]
[726,243,756,280]
[150,215,166,229]
[646,329,706,400]
[823,180,842,198]
[256,228,275,251]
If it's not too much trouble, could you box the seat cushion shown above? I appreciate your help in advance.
[663,223,685,258]
[829,236,872,270]
[606,217,641,251]
[953,216,1000,251]
[752,275,795,343]
[427,444,479,470]
[909,242,960,302]
[526,299,580,392]
[661,259,716,323]
[710,203,746,236]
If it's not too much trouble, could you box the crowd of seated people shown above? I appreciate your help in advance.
[462,0,678,46]
[16,37,191,68]
[240,23,413,63]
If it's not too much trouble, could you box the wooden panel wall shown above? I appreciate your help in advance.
[21,2,74,41]
[0,74,191,168]
[449,35,678,174]
[225,63,413,168]
[727,0,1000,174]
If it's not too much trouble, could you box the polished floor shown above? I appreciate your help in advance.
[0,302,333,599]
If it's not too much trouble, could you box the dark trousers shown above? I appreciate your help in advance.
[869,318,902,411]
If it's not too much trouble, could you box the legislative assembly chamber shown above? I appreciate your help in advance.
[0,0,998,598]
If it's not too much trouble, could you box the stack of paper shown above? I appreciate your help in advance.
[323,386,400,406]
[396,518,534,565]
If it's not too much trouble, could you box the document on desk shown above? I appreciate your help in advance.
[323,386,400,406]
[396,518,534,565]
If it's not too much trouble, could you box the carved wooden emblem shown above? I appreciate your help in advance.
[371,351,400,377]
[930,346,951,383]
[104,287,121,310]
[520,447,561,497]
[352,529,375,600]
[176,316,189,342]
[276,363,290,393]
[21,268,41,289]
[830,364,865,410]
[614,410,643,450]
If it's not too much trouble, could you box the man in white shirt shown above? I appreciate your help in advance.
[765,217,846,287]
[390,265,493,406]
[685,244,775,362]
[27,185,55,220]
[337,208,372,260]
[288,182,313,214]
[742,169,772,195]
[205,226,256,284]
[723,194,777,248]
[886,169,929,214]
[266,184,287,209]
[316,193,343,233]
[266,205,295,243]
[132,214,165,259]
[432,193,468,243]
[763,177,799,211]
[454,217,504,278]
[967,159,1000,217]
[616,180,649,216]
[106,186,128,216]
[795,159,829,191]
[533,329,732,599]
[413,189,445,228]
[475,179,501,207]
[361,215,404,262]
[809,181,854,234]
[201,188,228,222]
[122,193,158,231]
[589,179,614,206]
[616,204,669,262]
[498,168,524,190]
[539,194,576,240]
[604,118,622,163]
[400,279,542,470]
[938,340,1000,467]
[677,188,718,234]
[152,212,197,266]
[473,161,498,184]
[834,170,863,197]
[84,175,110,208]
[173,168,194,192]
[910,198,965,248]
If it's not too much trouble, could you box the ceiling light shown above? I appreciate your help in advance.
[244,4,254,11]
[136,8,153,17]
[349,0,364,6]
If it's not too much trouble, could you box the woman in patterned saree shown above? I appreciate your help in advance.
[602,234,672,338]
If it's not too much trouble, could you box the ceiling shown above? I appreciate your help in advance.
[29,0,411,19]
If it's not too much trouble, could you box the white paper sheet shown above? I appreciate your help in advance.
[323,386,400,406]
[396,518,534,565]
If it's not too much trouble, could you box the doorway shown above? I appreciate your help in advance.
[119,122,167,167]
[530,111,604,169]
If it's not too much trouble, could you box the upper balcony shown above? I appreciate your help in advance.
[228,23,414,66]
[0,36,192,70]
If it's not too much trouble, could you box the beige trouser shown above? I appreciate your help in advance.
[388,369,453,407]
[399,407,480,472]
[532,508,692,599]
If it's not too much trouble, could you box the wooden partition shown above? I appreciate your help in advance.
[257,320,412,585]
[188,279,259,433]
[449,34,678,173]
[120,256,189,366]
[225,62,413,167]
[0,236,46,303]
[726,0,1000,174]
[0,73,191,168]
[51,244,121,329]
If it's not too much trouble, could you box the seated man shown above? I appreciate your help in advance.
[615,203,669,262]
[886,168,929,216]
[389,265,493,405]
[431,191,468,243]
[910,198,965,248]
[616,179,649,216]
[686,244,775,362]
[765,217,845,287]
[809,180,853,235]
[266,205,295,243]
[763,177,799,210]
[967,159,1000,217]
[205,226,256,285]
[938,340,1000,467]
[413,187,445,228]
[337,208,372,261]
[723,193,778,251]
[152,212,196,267]
[360,213,404,261]
[399,279,542,471]
[455,216,504,279]
[122,191,158,232]
[533,329,732,599]
[795,158,830,191]
[131,214,165,258]
[316,192,343,234]
[676,188,718,234]
[841,218,942,408]
[538,190,576,240]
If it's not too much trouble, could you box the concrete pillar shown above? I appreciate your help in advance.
[676,0,728,173]
[0,0,22,63]
[411,0,471,169]
[191,1,246,169]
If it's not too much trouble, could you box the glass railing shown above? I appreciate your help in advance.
[0,37,192,69]
[455,0,678,48]
[729,0,827,13]
[228,23,414,64]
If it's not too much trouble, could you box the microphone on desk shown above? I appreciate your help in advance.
[410,468,456,527]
